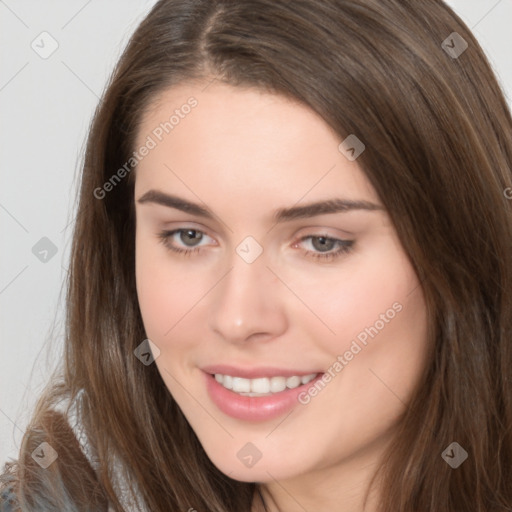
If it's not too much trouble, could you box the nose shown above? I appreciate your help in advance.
[208,248,288,345]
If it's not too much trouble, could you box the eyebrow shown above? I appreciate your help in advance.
[136,189,384,223]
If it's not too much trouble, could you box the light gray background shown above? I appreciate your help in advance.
[1,0,511,465]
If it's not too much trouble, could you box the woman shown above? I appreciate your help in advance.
[2,0,512,510]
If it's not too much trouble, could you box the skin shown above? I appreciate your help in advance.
[134,80,429,511]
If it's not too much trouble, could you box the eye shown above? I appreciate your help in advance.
[294,235,354,261]
[157,229,354,262]
[157,228,214,255]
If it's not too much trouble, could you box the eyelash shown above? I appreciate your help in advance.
[157,229,354,262]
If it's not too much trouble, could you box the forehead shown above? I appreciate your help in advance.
[133,81,378,208]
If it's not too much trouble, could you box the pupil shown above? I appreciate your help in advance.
[312,236,334,252]
[182,230,202,246]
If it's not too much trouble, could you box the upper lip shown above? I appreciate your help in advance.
[201,364,323,379]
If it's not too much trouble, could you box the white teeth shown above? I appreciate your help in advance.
[213,372,318,395]
[223,375,233,390]
[251,377,270,394]
[301,374,316,385]
[286,375,302,389]
[232,377,251,393]
[269,376,287,393]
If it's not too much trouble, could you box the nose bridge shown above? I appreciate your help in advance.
[208,243,286,342]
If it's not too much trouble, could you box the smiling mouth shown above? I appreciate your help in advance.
[211,372,320,396]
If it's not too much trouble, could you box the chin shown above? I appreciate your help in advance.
[202,444,305,483]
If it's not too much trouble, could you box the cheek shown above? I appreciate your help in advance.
[314,245,428,422]
[284,240,418,354]
[135,232,198,340]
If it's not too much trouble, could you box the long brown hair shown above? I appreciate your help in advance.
[2,0,512,510]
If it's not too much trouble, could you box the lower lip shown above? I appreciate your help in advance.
[203,371,324,422]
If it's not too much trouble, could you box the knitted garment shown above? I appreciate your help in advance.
[0,477,17,512]
[0,390,149,512]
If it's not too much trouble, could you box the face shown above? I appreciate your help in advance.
[134,81,429,499]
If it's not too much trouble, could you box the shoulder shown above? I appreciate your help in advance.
[1,390,149,512]
[0,487,17,512]
[0,463,20,512]
[53,388,101,472]
[0,389,98,512]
